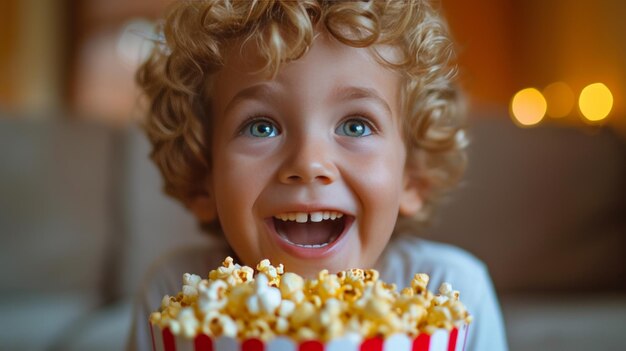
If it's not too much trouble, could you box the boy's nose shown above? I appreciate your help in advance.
[278,140,338,185]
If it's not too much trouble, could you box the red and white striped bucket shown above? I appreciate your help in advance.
[150,323,469,351]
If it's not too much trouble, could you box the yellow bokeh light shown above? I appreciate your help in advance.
[510,88,547,126]
[579,83,613,122]
[543,82,574,118]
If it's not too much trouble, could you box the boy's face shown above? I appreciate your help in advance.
[200,32,422,277]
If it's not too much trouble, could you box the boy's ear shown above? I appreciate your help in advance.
[188,194,217,222]
[399,171,423,217]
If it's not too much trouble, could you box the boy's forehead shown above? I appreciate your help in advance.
[218,30,402,80]
[212,33,403,109]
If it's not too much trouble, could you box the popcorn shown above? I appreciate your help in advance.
[198,279,228,313]
[439,282,452,296]
[202,311,237,337]
[149,256,472,343]
[279,272,303,297]
[183,273,202,287]
[411,273,430,295]
[433,294,449,306]
[178,307,199,338]
[318,271,341,299]
[290,301,316,329]
[277,299,295,317]
[167,319,181,335]
[275,316,289,333]
[244,319,273,341]
[256,259,284,286]
[246,273,282,315]
[149,311,161,325]
[182,284,198,299]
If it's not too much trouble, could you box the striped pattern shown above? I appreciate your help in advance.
[150,323,468,351]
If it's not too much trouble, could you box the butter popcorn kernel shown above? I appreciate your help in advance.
[411,273,430,295]
[247,273,282,315]
[279,272,303,297]
[183,273,202,287]
[178,307,199,338]
[149,257,471,342]
[202,312,237,338]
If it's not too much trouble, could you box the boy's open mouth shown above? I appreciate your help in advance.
[271,211,351,248]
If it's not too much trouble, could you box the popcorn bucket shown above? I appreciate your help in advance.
[150,323,469,351]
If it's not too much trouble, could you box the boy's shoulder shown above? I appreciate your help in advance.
[376,235,490,296]
[381,234,486,271]
[140,240,232,302]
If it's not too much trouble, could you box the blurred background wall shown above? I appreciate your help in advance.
[1,1,625,351]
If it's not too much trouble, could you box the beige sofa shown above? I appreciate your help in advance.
[0,109,624,351]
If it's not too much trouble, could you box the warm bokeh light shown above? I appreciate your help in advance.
[543,82,575,118]
[510,88,547,126]
[579,83,613,122]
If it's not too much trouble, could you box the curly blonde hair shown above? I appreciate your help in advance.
[137,0,467,233]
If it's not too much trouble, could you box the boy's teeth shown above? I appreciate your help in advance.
[310,212,324,222]
[296,213,308,223]
[283,234,339,248]
[274,211,344,223]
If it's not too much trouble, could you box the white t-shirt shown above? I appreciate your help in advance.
[127,235,508,351]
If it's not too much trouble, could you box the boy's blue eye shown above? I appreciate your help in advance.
[246,120,278,138]
[336,118,372,137]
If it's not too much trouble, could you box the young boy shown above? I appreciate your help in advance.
[128,1,507,350]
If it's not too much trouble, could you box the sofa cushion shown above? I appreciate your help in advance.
[0,292,98,351]
[0,117,117,295]
[427,114,626,292]
[502,293,626,351]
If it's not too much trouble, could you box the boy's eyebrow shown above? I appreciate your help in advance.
[223,84,276,115]
[333,86,393,116]
[223,84,393,116]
